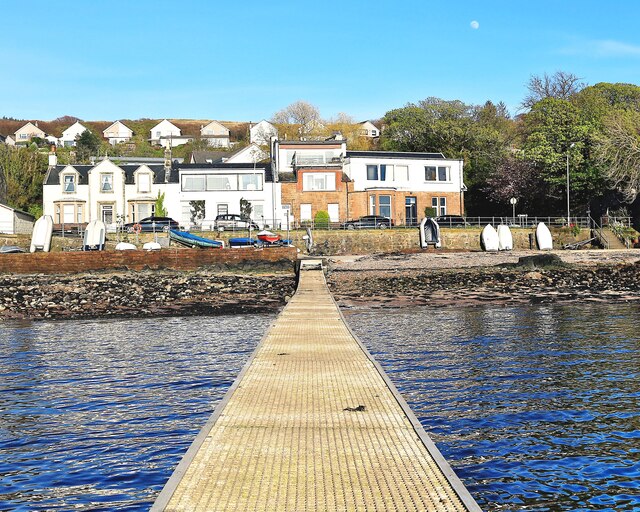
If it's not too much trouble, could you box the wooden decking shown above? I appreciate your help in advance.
[153,263,481,511]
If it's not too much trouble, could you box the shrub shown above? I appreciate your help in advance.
[314,210,330,229]
[424,207,437,218]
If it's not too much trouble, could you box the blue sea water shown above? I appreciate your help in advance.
[0,304,638,511]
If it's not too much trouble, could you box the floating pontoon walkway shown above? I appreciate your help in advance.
[153,261,481,511]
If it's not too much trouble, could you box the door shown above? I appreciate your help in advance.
[328,203,339,223]
[405,196,417,226]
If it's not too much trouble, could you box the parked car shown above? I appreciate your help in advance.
[342,215,393,230]
[435,215,469,227]
[124,216,179,233]
[214,214,259,231]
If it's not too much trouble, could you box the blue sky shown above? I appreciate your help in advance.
[2,0,640,122]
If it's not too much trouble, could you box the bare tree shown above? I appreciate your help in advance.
[271,100,321,136]
[521,71,586,110]
[596,111,640,202]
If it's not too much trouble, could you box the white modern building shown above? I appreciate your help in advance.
[149,119,192,147]
[60,121,88,147]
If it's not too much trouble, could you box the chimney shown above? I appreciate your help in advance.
[164,146,172,183]
[48,145,57,167]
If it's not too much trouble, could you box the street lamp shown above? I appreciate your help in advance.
[566,143,575,225]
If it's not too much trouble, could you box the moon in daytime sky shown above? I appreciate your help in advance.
[470,20,479,29]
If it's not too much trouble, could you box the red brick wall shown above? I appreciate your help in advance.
[349,190,463,223]
[0,247,297,275]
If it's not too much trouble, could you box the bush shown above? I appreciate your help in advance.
[424,207,437,218]
[314,210,330,229]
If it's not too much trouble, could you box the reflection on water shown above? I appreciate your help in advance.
[0,315,268,511]
[344,304,640,511]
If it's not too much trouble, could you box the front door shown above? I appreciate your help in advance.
[405,196,417,226]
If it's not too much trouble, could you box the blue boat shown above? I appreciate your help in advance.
[228,237,259,248]
[169,229,223,248]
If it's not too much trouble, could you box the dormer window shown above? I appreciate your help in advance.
[63,174,76,193]
[137,173,151,193]
[101,173,113,192]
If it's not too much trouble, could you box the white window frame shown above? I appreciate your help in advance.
[100,173,114,193]
[137,173,151,193]
[62,174,76,193]
[302,172,335,191]
[300,203,312,221]
[425,166,450,182]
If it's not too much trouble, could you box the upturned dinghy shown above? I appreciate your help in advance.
[30,215,53,253]
[481,224,499,251]
[497,224,513,251]
[536,222,553,250]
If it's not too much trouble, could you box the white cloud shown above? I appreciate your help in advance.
[561,38,640,58]
[470,20,479,30]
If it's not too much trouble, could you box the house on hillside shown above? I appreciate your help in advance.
[342,151,465,225]
[200,121,230,148]
[4,135,16,146]
[0,202,35,234]
[43,154,176,229]
[250,120,278,145]
[149,119,192,147]
[14,122,46,144]
[61,121,88,147]
[273,139,348,225]
[359,121,380,138]
[103,121,133,145]
[169,161,282,230]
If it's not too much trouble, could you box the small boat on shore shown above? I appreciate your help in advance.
[83,220,106,251]
[229,237,258,248]
[169,229,223,249]
[0,245,25,254]
[30,215,53,253]
[481,224,499,251]
[419,217,441,248]
[497,224,513,251]
[257,230,280,243]
[536,222,553,250]
[143,241,161,251]
[115,242,137,251]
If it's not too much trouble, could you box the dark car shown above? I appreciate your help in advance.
[435,215,469,227]
[214,214,259,231]
[125,216,179,233]
[342,215,393,230]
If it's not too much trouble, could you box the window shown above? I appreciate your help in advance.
[379,195,391,218]
[369,195,376,215]
[239,174,263,191]
[63,204,75,223]
[371,130,377,137]
[181,202,192,225]
[100,173,113,192]
[54,203,83,224]
[432,197,446,216]
[63,174,75,193]
[425,166,450,182]
[132,202,153,222]
[155,131,161,138]
[253,203,264,222]
[366,165,378,180]
[137,173,151,193]
[207,174,236,191]
[395,165,409,181]
[380,165,391,181]
[182,175,206,191]
[303,172,335,191]
[217,204,228,216]
[300,204,312,221]
[328,203,339,222]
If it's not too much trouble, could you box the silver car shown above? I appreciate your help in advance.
[214,214,259,231]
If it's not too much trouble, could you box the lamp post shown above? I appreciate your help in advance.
[566,143,575,225]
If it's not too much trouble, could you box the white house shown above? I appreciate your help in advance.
[168,162,282,230]
[359,121,380,138]
[250,120,278,146]
[61,121,88,147]
[200,120,230,148]
[272,138,347,175]
[103,121,133,145]
[4,135,16,146]
[342,150,465,223]
[43,155,175,230]
[0,202,35,234]
[14,122,46,144]
[149,119,192,148]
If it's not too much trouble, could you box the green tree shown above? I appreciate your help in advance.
[314,210,329,228]
[155,191,167,217]
[240,197,252,220]
[76,130,102,162]
[520,97,602,212]
[0,145,47,215]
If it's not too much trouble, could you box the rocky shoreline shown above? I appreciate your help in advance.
[0,270,297,321]
[326,252,640,309]
[3,250,640,321]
